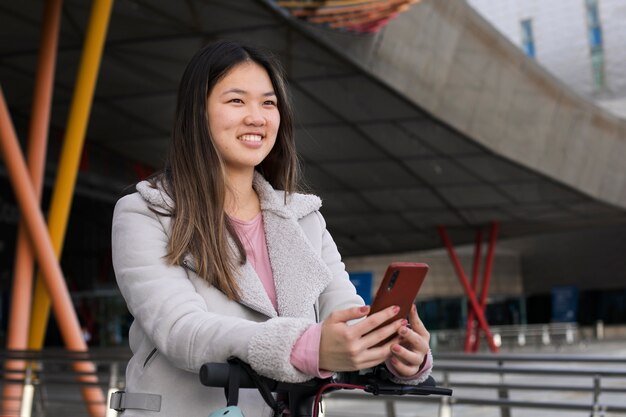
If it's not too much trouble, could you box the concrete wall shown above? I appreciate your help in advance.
[344,246,523,300]
[344,221,626,298]
[502,223,626,294]
[308,0,626,211]
[467,0,626,116]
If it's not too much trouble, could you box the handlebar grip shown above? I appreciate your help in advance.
[199,362,257,388]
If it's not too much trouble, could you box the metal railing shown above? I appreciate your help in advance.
[2,345,626,417]
[326,352,626,417]
[431,322,581,352]
[0,349,129,417]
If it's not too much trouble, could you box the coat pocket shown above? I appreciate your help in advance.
[143,347,159,368]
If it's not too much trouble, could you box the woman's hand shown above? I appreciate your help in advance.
[388,304,430,377]
[319,305,406,372]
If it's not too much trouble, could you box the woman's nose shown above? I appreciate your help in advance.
[244,109,266,126]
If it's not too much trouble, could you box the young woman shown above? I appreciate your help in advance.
[111,40,432,416]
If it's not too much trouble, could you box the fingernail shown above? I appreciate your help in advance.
[401,319,408,326]
[360,305,370,313]
[399,327,408,336]
[392,305,400,314]
[392,345,401,353]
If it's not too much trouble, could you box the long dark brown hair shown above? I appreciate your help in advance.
[152,40,298,300]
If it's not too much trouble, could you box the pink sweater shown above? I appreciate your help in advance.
[231,213,430,379]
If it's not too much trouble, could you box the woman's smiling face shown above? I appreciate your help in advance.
[207,61,280,176]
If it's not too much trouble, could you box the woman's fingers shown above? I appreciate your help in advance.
[408,304,429,339]
[387,305,431,377]
[359,317,406,348]
[320,305,407,372]
[397,324,429,355]
[352,304,401,335]
[326,305,370,325]
[389,344,423,375]
[354,335,402,369]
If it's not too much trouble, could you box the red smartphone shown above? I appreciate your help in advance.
[368,262,429,344]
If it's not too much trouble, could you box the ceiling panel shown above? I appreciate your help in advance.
[438,184,513,207]
[322,160,423,189]
[405,158,481,185]
[295,125,385,162]
[290,86,341,125]
[399,120,484,155]
[361,122,437,159]
[456,155,538,182]
[360,188,446,211]
[299,75,425,122]
[502,182,584,204]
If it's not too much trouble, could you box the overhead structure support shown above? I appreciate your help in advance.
[2,0,64,414]
[29,0,114,350]
[437,225,499,353]
[472,222,500,351]
[0,90,106,417]
[463,230,482,352]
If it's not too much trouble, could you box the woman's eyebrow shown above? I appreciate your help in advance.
[221,88,276,96]
[221,88,245,96]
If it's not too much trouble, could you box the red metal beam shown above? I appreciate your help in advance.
[464,229,482,352]
[472,221,500,351]
[437,225,499,352]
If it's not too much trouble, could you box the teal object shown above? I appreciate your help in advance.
[208,405,245,417]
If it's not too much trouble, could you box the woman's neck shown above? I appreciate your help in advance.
[225,169,260,221]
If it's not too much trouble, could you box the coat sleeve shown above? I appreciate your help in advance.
[312,211,365,321]
[112,193,314,382]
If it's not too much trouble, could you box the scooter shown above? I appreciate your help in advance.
[201,358,452,417]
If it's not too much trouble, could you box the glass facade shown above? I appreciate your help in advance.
[585,0,606,90]
[520,18,535,58]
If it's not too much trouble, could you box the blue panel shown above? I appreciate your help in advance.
[551,286,579,323]
[520,19,535,58]
[349,272,373,306]
[589,27,603,48]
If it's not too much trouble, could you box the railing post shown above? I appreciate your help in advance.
[566,323,575,344]
[595,321,604,340]
[542,325,551,345]
[497,360,510,417]
[19,364,34,417]
[590,374,604,417]
[384,399,396,417]
[438,371,452,417]
[106,362,121,417]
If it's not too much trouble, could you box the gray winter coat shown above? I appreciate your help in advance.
[111,173,364,416]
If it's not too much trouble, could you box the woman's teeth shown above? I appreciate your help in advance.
[239,134,262,142]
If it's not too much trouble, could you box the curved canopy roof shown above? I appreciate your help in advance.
[1,0,625,256]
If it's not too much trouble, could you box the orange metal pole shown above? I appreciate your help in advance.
[29,0,114,352]
[2,0,64,414]
[0,89,106,416]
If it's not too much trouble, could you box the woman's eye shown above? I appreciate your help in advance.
[228,98,243,104]
[264,100,277,106]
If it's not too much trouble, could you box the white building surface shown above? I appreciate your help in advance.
[467,0,626,118]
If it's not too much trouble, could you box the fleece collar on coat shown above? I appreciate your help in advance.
[135,172,332,319]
